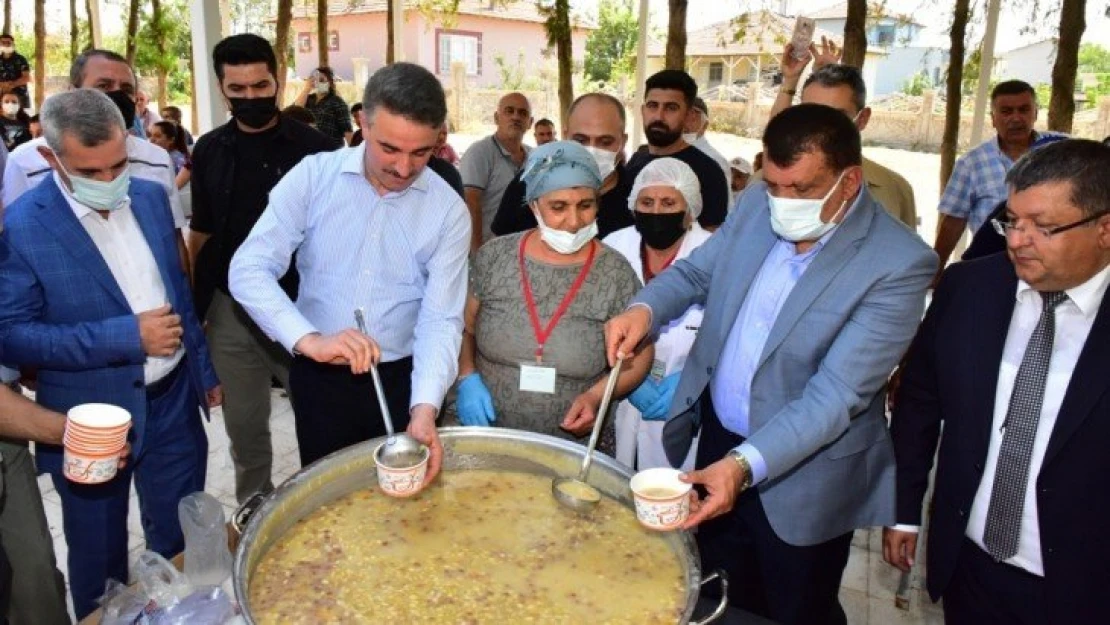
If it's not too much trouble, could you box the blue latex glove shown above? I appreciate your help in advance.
[642,372,681,421]
[628,378,662,414]
[456,373,496,426]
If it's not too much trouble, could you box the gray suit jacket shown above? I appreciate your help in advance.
[636,182,937,546]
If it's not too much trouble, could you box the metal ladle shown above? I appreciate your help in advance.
[552,356,625,513]
[354,309,426,469]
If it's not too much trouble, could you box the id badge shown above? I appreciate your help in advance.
[519,362,557,394]
[650,359,667,383]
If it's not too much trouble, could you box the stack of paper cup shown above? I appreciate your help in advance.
[63,403,131,484]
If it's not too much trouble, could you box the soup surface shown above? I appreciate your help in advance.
[249,470,687,624]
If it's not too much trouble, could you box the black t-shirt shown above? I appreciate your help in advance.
[427,155,464,198]
[0,52,29,106]
[0,117,30,151]
[625,145,729,228]
[490,164,634,239]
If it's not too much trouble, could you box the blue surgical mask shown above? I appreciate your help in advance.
[55,154,131,212]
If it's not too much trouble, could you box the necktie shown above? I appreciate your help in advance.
[983,290,1068,561]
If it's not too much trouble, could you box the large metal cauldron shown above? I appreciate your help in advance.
[232,427,727,624]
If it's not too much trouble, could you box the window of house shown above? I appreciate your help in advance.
[328,31,339,51]
[437,30,481,76]
[708,62,724,86]
[298,33,311,53]
[871,25,895,47]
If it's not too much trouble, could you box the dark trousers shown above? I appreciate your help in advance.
[289,356,413,466]
[695,394,853,625]
[53,363,208,620]
[943,538,1048,625]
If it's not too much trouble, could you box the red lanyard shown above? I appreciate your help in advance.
[518,231,597,362]
[640,242,679,283]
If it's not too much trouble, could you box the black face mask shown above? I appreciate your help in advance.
[105,90,136,129]
[227,96,279,129]
[634,210,687,250]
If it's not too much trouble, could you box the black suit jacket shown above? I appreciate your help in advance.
[891,252,1110,624]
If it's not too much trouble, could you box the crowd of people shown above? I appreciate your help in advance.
[0,29,1105,625]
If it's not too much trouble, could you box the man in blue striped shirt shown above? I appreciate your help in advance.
[229,63,470,484]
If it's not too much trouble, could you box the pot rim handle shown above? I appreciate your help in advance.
[690,569,729,625]
[231,491,268,536]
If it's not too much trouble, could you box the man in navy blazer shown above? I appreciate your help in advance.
[605,104,936,624]
[0,89,220,619]
[886,139,1110,624]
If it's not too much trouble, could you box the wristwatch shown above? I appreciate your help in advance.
[727,450,753,492]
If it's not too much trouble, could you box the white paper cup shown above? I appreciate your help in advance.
[373,444,429,498]
[63,448,119,484]
[67,403,131,429]
[630,467,692,531]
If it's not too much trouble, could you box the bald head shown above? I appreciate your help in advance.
[566,92,627,154]
[494,92,532,142]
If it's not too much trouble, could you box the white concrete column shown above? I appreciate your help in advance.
[631,0,650,149]
[190,0,226,135]
[969,0,1002,145]
[391,0,405,62]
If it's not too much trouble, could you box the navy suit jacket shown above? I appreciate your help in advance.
[892,253,1110,623]
[0,177,217,474]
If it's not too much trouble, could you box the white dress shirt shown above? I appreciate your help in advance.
[3,136,185,228]
[229,147,471,411]
[55,174,183,384]
[964,263,1110,575]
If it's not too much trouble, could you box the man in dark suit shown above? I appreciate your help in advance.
[885,138,1110,625]
[0,89,220,620]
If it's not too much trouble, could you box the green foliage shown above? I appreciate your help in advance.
[901,72,931,96]
[492,50,544,91]
[584,0,638,84]
[1078,43,1110,74]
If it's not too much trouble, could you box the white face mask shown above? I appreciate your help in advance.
[581,145,617,181]
[767,170,849,242]
[315,81,330,95]
[533,208,597,255]
[682,132,699,145]
[1,102,18,117]
[0,46,12,55]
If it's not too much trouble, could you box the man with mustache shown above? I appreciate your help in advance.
[229,62,466,489]
[932,80,1065,283]
[460,92,532,252]
[626,70,728,229]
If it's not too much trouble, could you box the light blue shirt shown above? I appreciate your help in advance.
[938,131,1067,232]
[710,228,836,484]
[229,146,471,411]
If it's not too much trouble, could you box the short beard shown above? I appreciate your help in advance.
[645,125,681,148]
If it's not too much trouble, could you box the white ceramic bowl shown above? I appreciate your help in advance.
[373,443,429,498]
[629,467,692,531]
[63,448,119,484]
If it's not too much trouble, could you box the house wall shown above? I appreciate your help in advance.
[873,46,948,97]
[291,13,587,90]
[995,41,1056,86]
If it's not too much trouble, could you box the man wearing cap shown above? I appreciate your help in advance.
[729,156,753,195]
[684,97,733,203]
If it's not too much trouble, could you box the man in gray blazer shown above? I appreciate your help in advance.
[605,103,937,625]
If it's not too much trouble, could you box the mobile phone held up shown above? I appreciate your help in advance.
[790,17,816,60]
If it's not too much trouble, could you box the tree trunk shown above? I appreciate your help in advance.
[2,0,10,37]
[274,0,293,106]
[125,0,140,64]
[386,0,395,64]
[1048,0,1086,132]
[940,0,970,189]
[554,0,573,129]
[34,0,45,110]
[841,0,868,69]
[317,0,328,67]
[664,0,687,71]
[70,0,79,61]
[152,0,167,110]
[85,0,96,49]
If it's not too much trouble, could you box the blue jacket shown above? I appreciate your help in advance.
[0,176,218,474]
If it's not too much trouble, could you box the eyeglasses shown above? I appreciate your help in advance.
[991,211,1109,242]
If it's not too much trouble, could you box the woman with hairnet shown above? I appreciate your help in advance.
[604,157,711,470]
[455,141,653,451]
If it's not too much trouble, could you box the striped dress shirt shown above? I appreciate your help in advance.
[229,146,471,411]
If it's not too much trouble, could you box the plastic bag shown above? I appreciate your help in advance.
[97,579,149,625]
[178,492,233,588]
[147,586,236,625]
[134,551,192,610]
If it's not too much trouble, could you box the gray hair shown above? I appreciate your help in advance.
[803,64,868,114]
[41,89,126,155]
[362,62,446,129]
